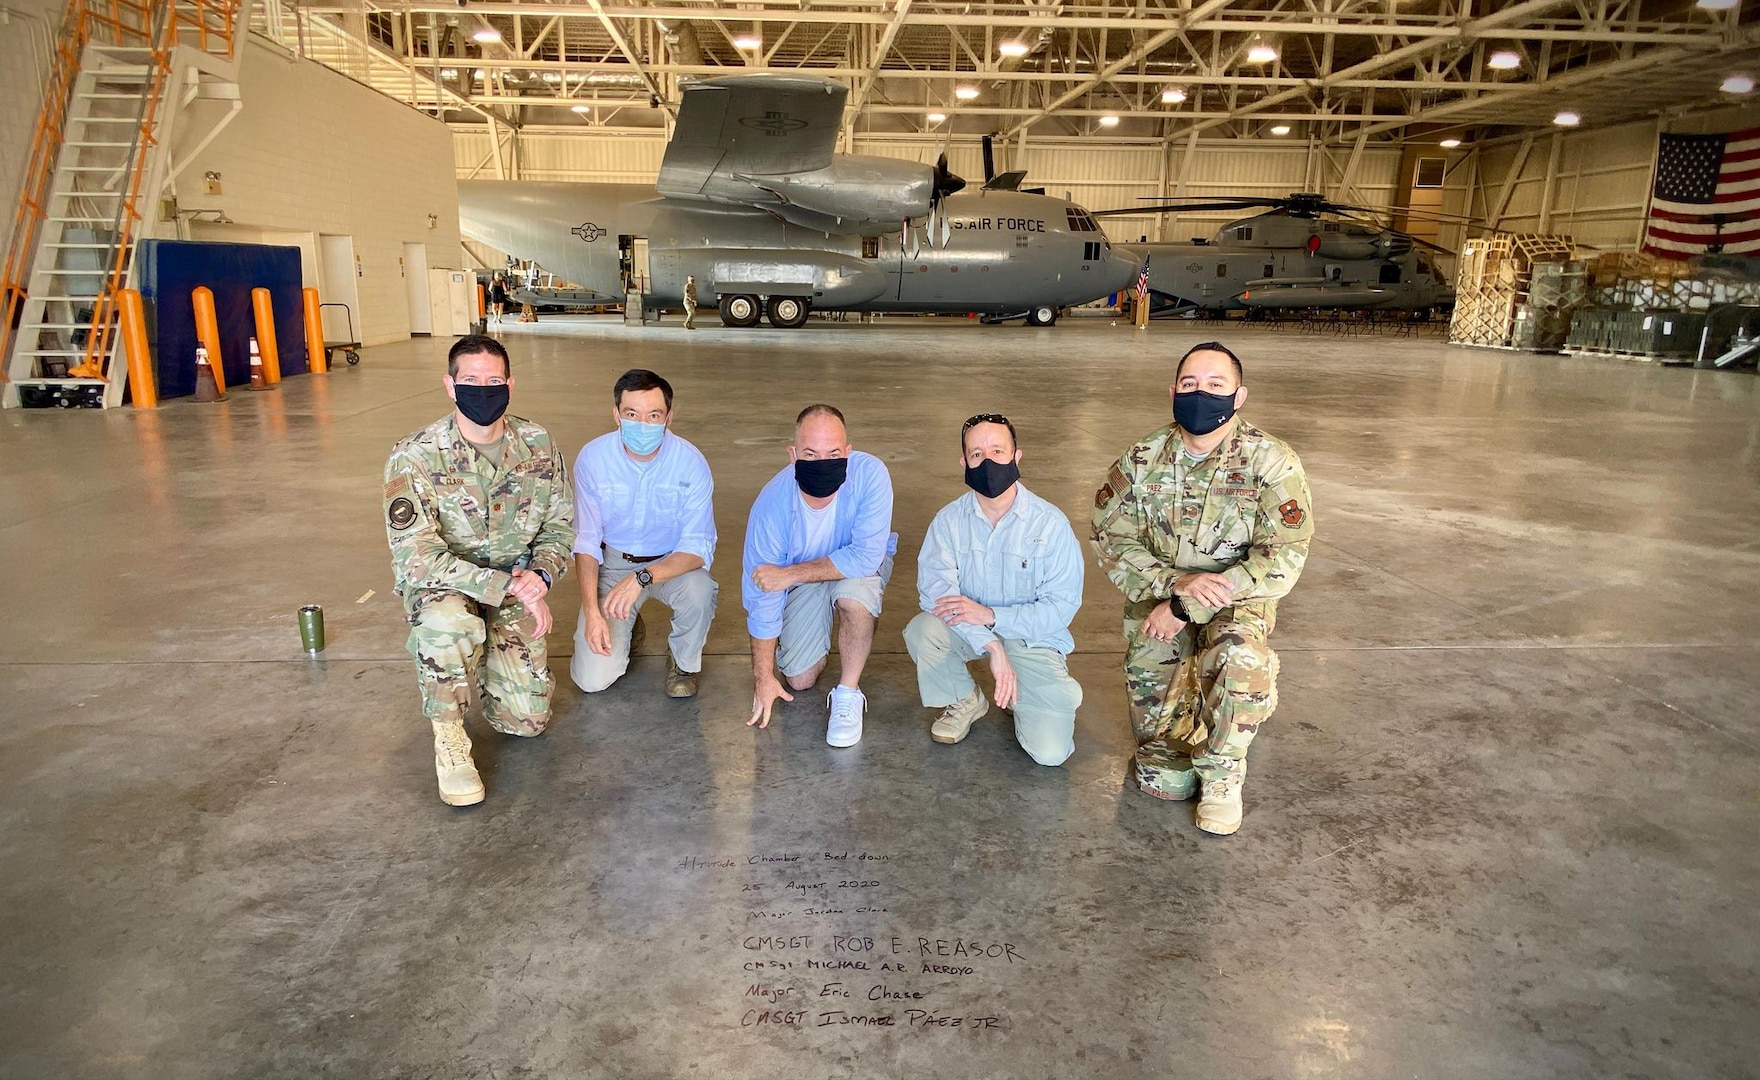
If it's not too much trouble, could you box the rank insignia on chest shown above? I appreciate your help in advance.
[1226,471,1247,485]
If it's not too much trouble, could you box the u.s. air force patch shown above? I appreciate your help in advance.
[388,496,417,530]
[1279,499,1306,528]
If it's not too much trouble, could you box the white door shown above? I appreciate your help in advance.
[317,234,361,343]
[404,242,431,335]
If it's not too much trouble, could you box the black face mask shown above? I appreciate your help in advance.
[964,458,1020,499]
[453,383,510,427]
[1173,389,1238,436]
[794,457,849,498]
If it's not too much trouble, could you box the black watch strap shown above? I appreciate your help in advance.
[1167,595,1190,621]
[534,568,552,588]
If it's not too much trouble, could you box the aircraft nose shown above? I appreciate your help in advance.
[1105,247,1142,294]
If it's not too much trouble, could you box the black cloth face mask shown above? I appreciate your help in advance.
[964,458,1020,499]
[1173,389,1238,436]
[453,383,510,427]
[794,457,849,498]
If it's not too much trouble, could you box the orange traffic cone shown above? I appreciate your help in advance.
[247,337,271,391]
[194,346,225,402]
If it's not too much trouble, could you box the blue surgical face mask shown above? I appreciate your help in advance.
[619,419,666,455]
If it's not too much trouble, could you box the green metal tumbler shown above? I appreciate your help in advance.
[298,605,326,654]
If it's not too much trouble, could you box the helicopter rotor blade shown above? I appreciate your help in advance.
[1093,199,1284,217]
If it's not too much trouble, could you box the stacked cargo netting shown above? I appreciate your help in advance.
[1448,233,1579,349]
[1564,253,1760,364]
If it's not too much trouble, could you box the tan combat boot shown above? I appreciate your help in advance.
[1195,772,1244,835]
[432,719,485,806]
[930,688,989,744]
[666,657,700,699]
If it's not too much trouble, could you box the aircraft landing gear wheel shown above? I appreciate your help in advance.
[766,296,810,328]
[719,294,761,327]
[1024,305,1057,326]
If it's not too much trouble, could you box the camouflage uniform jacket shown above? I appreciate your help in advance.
[1091,420,1312,624]
[383,413,575,607]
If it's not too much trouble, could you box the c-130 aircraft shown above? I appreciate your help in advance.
[459,73,1140,328]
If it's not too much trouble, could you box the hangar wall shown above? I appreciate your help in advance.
[0,0,65,267]
[1445,103,1760,250]
[170,38,462,347]
[450,129,1402,246]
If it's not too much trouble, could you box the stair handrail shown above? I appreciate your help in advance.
[1,0,243,388]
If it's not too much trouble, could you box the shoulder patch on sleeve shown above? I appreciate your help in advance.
[388,497,418,531]
[1279,499,1306,528]
[384,474,411,501]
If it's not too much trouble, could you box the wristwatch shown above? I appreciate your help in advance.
[635,568,654,587]
[1166,595,1190,621]
[534,568,552,589]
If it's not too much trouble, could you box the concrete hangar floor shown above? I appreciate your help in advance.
[2,313,1756,1079]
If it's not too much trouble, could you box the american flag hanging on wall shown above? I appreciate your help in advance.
[1642,126,1760,258]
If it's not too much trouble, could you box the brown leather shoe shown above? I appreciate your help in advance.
[666,657,700,699]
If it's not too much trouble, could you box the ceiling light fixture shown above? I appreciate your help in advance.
[733,34,762,49]
[1246,41,1279,64]
[471,26,501,43]
[999,41,1029,58]
[1162,88,1186,104]
[571,104,592,113]
[926,112,947,123]
[1487,50,1521,70]
[1697,0,1738,10]
[1098,114,1120,127]
[1270,124,1291,135]
[540,72,561,84]
[1722,73,1755,94]
[954,86,980,100]
[1439,137,1462,148]
[1553,110,1581,126]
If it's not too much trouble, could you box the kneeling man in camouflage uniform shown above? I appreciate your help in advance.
[1091,341,1312,835]
[383,335,575,806]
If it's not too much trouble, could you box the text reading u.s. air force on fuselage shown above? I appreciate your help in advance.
[947,218,1047,232]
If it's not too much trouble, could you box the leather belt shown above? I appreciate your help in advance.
[604,544,663,564]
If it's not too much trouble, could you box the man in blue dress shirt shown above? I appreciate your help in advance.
[743,404,897,747]
[903,414,1084,766]
[570,369,718,699]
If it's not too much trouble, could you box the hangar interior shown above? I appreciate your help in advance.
[1,0,1758,1077]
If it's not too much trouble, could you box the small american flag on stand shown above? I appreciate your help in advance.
[1134,255,1151,300]
[1642,126,1760,258]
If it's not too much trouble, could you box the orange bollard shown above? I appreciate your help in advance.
[476,282,486,322]
[119,288,156,408]
[303,287,328,374]
[191,286,226,395]
[250,287,282,383]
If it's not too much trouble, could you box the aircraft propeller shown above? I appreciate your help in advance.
[932,151,967,204]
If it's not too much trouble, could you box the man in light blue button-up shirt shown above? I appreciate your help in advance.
[904,414,1084,766]
[743,404,897,748]
[570,370,718,699]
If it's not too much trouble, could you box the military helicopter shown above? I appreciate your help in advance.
[1095,192,1456,318]
[459,73,1140,328]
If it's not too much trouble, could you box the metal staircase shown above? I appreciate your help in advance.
[1,0,244,409]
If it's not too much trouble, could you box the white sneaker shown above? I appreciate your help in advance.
[826,685,866,747]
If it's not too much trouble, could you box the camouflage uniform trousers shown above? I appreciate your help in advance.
[1124,596,1280,794]
[406,588,553,736]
